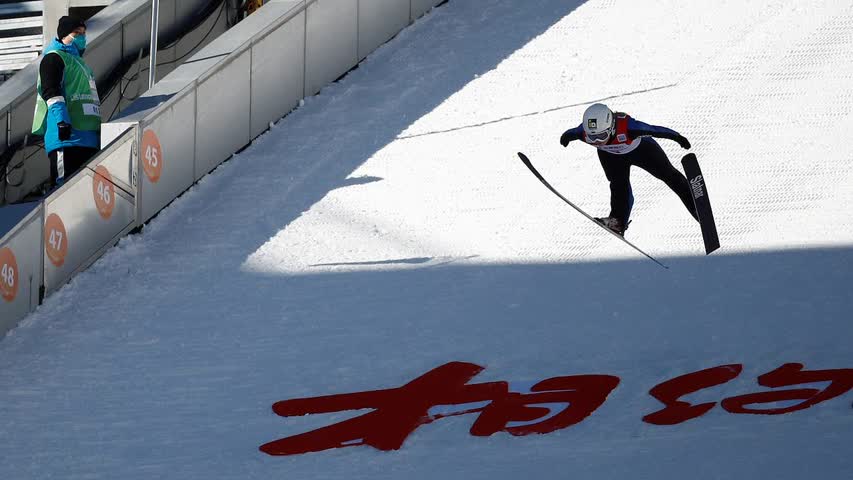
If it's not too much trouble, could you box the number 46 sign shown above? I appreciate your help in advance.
[92,166,115,220]
[141,129,163,183]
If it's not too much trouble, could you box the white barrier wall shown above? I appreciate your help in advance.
[95,127,137,194]
[138,90,197,223]
[0,206,43,333]
[250,8,306,139]
[42,129,137,296]
[196,51,252,176]
[305,0,358,96]
[358,0,410,61]
[0,0,446,335]
[411,0,440,21]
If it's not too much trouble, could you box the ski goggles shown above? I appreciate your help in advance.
[586,130,611,143]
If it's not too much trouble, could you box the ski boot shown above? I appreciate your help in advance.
[594,216,629,236]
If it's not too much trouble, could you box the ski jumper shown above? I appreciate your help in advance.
[560,113,697,225]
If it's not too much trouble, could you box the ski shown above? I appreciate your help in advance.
[517,152,668,269]
[681,153,720,255]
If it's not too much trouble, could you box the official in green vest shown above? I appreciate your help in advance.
[32,16,101,187]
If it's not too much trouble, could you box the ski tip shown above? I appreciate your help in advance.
[517,152,527,159]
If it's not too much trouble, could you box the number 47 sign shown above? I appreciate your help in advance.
[44,214,68,268]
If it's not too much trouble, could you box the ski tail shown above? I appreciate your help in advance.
[517,152,668,269]
[681,154,720,255]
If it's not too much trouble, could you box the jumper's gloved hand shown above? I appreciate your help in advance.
[676,135,691,150]
[559,130,573,147]
[57,121,72,141]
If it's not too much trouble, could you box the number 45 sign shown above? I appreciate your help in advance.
[141,129,163,183]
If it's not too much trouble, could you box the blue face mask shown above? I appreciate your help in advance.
[72,34,86,54]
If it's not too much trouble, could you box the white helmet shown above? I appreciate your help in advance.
[582,103,614,143]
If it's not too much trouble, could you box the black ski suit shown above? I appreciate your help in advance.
[560,114,697,225]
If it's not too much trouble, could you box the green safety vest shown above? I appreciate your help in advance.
[32,49,101,135]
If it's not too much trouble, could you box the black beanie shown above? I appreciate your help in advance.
[57,16,85,40]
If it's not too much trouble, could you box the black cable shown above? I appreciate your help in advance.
[120,1,226,89]
[100,0,227,113]
[103,0,229,120]
[100,0,226,97]
[107,73,133,120]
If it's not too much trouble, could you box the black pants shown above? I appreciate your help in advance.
[597,138,697,224]
[48,147,99,186]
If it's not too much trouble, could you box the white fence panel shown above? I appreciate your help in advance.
[250,8,306,139]
[137,90,196,223]
[97,127,138,194]
[304,0,358,96]
[410,0,443,22]
[43,149,136,295]
[358,0,409,61]
[0,206,43,335]
[195,50,252,176]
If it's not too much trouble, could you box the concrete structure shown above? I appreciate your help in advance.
[42,0,116,45]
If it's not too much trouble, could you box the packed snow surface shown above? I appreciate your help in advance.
[2,1,852,479]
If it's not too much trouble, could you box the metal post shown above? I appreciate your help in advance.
[148,0,160,89]
[44,0,70,46]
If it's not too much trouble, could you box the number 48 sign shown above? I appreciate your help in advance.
[141,129,163,183]
[0,247,18,302]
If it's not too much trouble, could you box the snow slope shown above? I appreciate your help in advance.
[1,1,852,479]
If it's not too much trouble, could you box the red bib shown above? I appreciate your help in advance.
[594,112,642,155]
[610,113,632,145]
